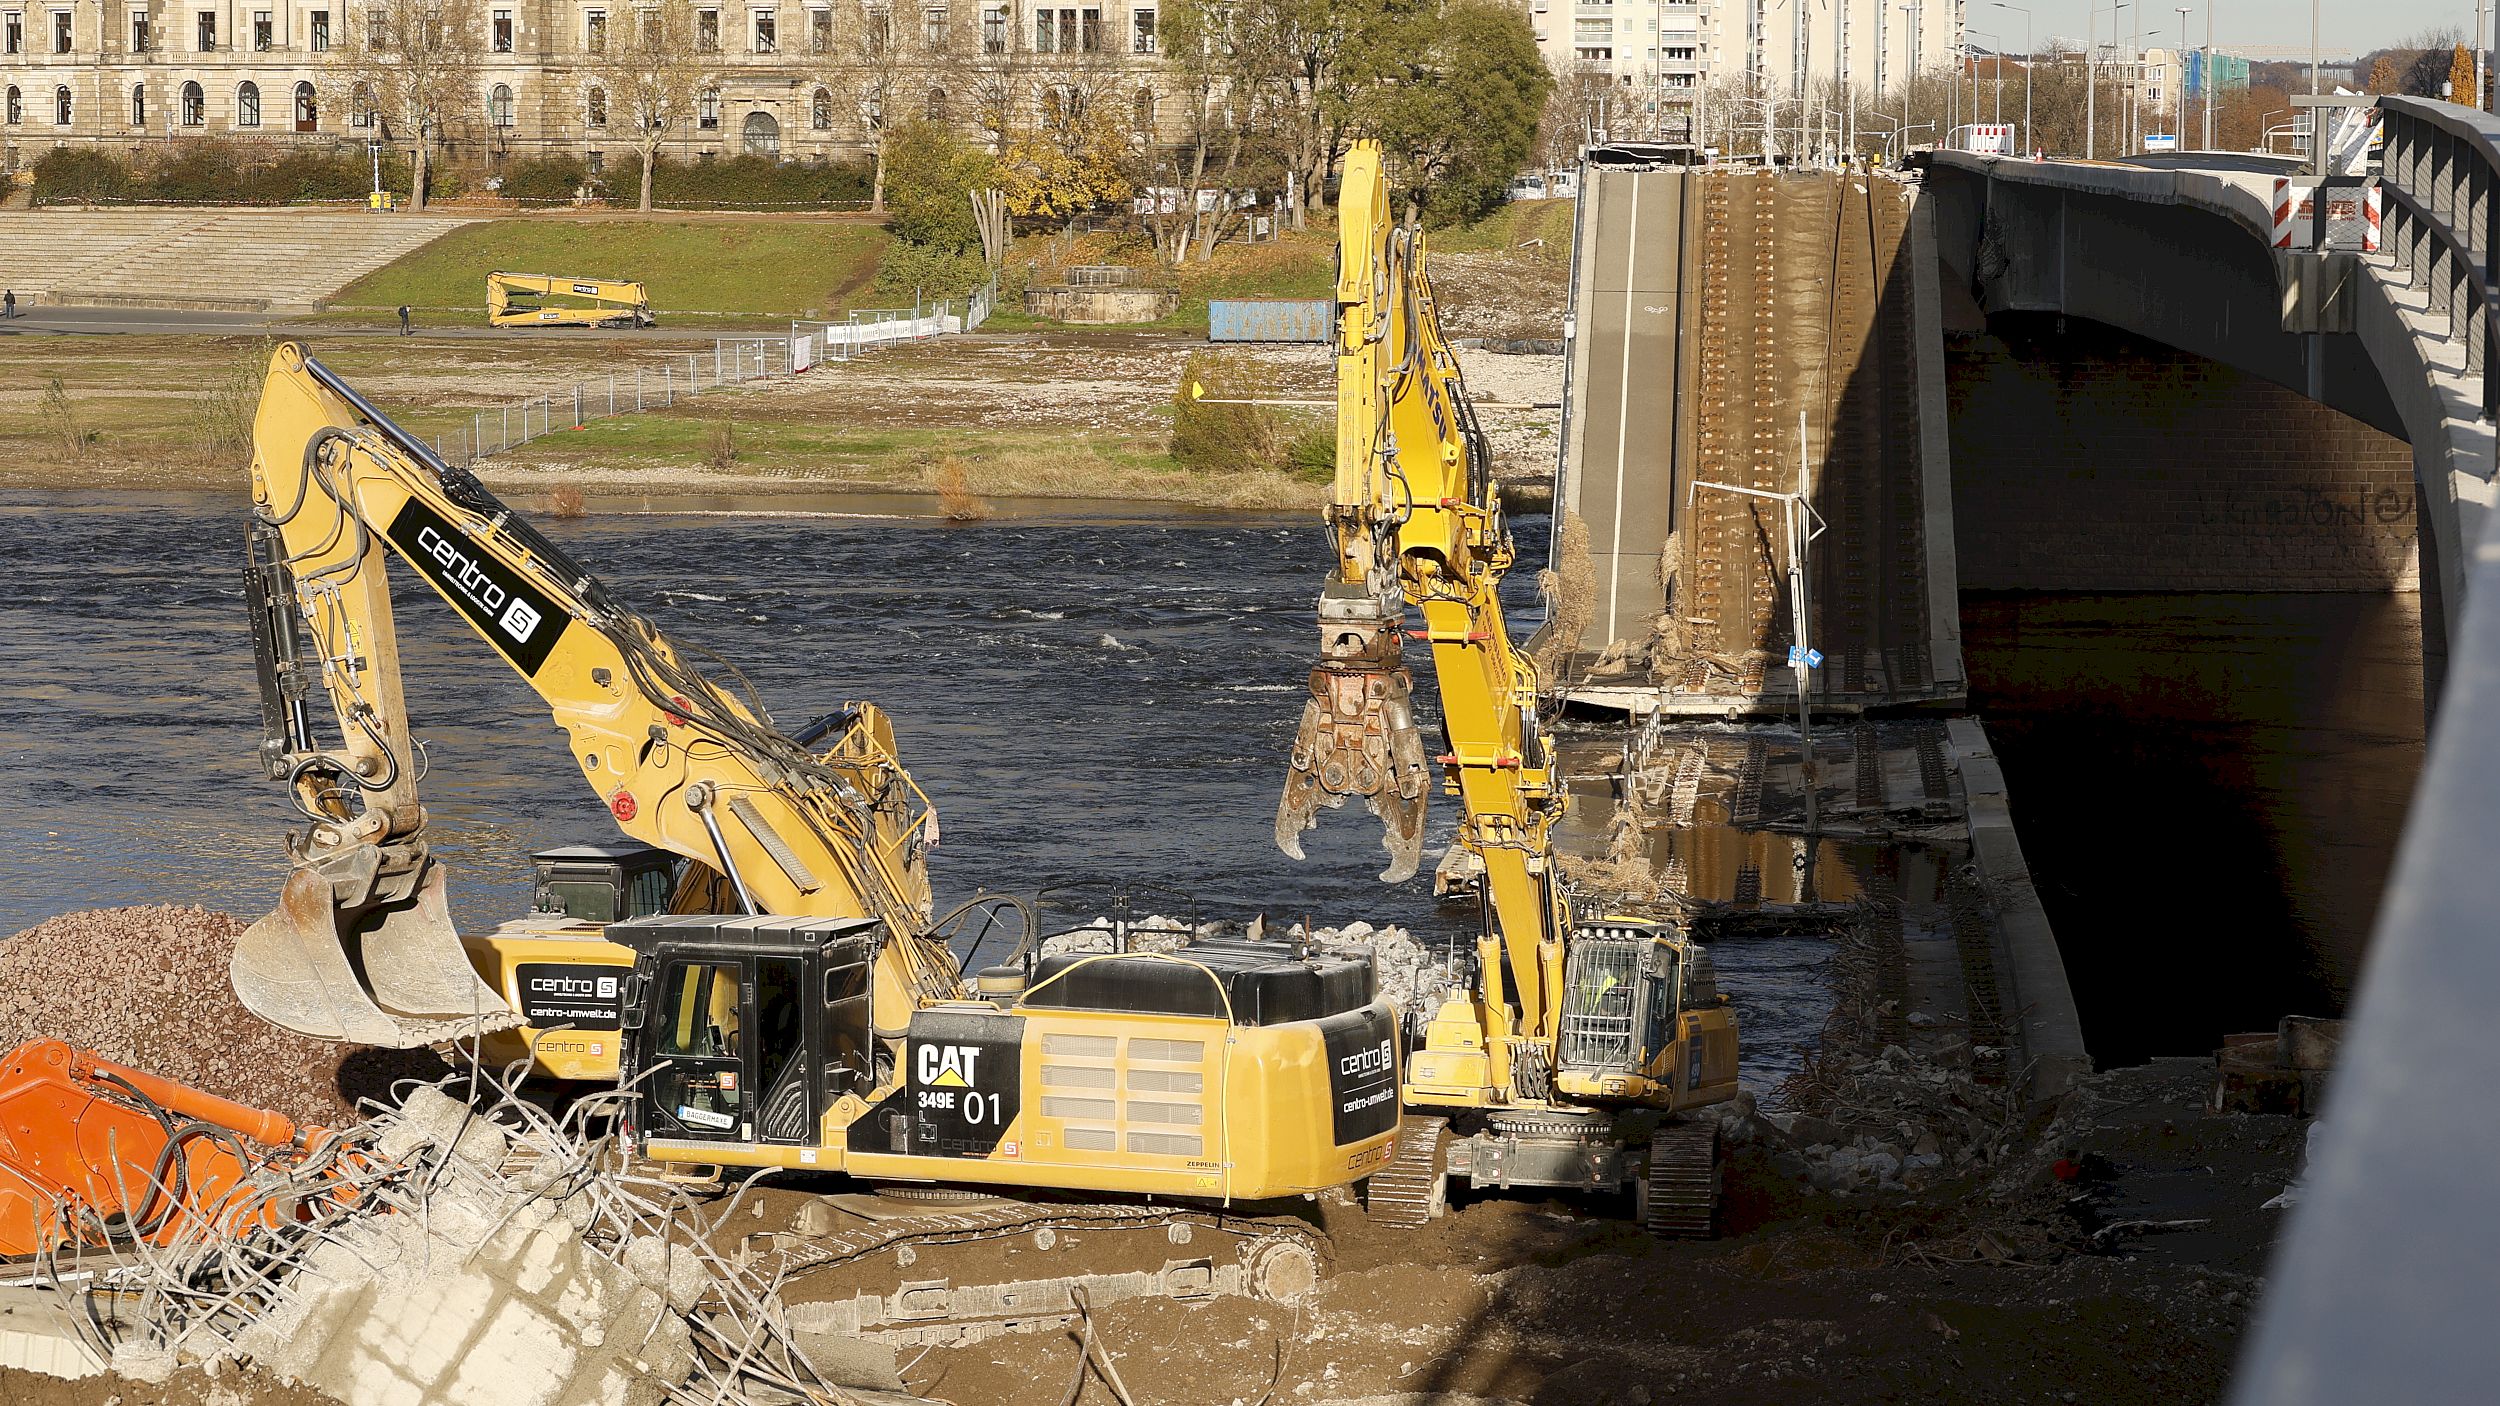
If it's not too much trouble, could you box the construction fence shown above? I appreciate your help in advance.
[431,280,997,466]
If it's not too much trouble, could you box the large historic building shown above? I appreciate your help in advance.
[0,0,1169,174]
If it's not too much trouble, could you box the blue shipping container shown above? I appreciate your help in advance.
[1208,298,1333,343]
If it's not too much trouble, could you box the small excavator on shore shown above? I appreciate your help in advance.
[486,271,656,328]
[1273,141,1741,1235]
[227,341,1396,1327]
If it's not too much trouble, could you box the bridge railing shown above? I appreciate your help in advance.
[2375,95,2500,417]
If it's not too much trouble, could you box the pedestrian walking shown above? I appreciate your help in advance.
[3,290,15,319]
[397,304,412,336]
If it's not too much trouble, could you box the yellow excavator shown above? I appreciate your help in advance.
[237,341,1401,1210]
[1274,143,1741,1235]
[486,271,655,328]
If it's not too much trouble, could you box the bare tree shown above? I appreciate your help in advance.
[817,1,926,211]
[329,0,487,209]
[584,0,710,212]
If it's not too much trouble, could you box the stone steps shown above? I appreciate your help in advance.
[0,209,473,311]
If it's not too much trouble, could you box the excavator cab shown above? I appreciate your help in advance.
[1553,919,1738,1109]
[529,844,681,924]
[457,845,677,1084]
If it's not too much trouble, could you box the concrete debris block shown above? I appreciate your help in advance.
[374,1086,514,1170]
[623,1234,711,1315]
[789,1331,906,1392]
[2276,1016,2343,1072]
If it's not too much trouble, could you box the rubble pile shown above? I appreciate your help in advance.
[27,1069,894,1406]
[0,907,439,1125]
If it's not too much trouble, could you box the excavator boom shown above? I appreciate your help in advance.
[239,342,945,1047]
[486,271,655,328]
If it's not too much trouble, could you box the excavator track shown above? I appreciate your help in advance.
[1640,1121,1722,1240]
[754,1195,1330,1347]
[1362,1116,1451,1228]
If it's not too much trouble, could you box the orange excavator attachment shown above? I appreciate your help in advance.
[0,1039,326,1258]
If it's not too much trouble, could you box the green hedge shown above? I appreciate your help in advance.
[616,153,874,208]
[30,140,464,205]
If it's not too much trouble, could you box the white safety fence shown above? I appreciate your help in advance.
[440,279,995,466]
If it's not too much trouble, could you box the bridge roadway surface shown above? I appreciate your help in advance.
[1553,164,1963,716]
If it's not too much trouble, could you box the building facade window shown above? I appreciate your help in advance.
[1131,5,1151,52]
[2,13,19,55]
[586,84,606,125]
[1132,84,1152,130]
[51,6,68,52]
[488,82,513,126]
[751,8,772,49]
[1031,7,1096,52]
[697,87,717,128]
[54,83,70,124]
[586,148,603,173]
[294,79,315,129]
[979,2,1001,52]
[741,108,775,156]
[130,82,145,126]
[348,80,372,126]
[695,6,716,49]
[584,7,604,49]
[131,10,150,51]
[311,9,329,49]
[180,79,202,124]
[862,4,887,55]
[922,2,944,47]
[252,9,270,49]
[810,85,830,128]
[807,6,828,49]
[237,80,260,126]
[492,8,511,50]
[366,5,386,47]
[925,84,944,119]
[196,9,214,49]
[3,86,18,124]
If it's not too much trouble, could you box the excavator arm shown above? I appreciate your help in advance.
[486,272,655,328]
[238,341,951,1047]
[1274,144,1573,1101]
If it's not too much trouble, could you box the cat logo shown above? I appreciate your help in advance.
[916,1042,982,1089]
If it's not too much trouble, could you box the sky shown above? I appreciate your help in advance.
[1983,2,2482,61]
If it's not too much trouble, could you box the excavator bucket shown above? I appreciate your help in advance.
[1276,588,1433,882]
[232,857,517,1048]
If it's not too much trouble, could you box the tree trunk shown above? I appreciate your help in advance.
[638,140,656,212]
[412,139,430,211]
[871,144,887,213]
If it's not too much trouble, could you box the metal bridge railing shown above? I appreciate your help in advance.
[426,335,789,466]
[2375,95,2500,418]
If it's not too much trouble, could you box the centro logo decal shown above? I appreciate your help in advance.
[1339,1038,1394,1080]
[416,524,543,645]
[526,974,619,1000]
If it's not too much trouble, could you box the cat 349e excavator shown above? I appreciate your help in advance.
[235,342,1401,1217]
[1273,142,1741,1236]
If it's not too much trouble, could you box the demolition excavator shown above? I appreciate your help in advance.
[1274,142,1741,1235]
[236,342,1401,1244]
[486,271,656,328]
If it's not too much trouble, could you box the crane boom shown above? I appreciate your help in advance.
[238,341,947,1047]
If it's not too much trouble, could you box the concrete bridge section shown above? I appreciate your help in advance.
[1922,142,2489,660]
[1916,101,2500,1404]
[1549,164,1964,716]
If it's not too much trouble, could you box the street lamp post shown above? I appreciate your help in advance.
[2175,8,2190,148]
[2089,2,2130,162]
[1994,3,2032,157]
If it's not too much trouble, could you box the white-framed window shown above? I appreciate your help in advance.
[130,82,145,126]
[587,148,604,174]
[979,1,1001,52]
[1032,6,1098,52]
[488,81,513,127]
[586,84,606,125]
[349,81,373,127]
[130,9,150,50]
[180,79,203,124]
[1,12,20,54]
[922,1,944,46]
[50,6,69,51]
[310,9,329,49]
[252,8,270,49]
[53,82,69,124]
[810,85,831,128]
[694,5,716,49]
[807,5,828,49]
[196,8,214,49]
[236,80,260,126]
[1664,44,1692,61]
[293,79,315,128]
[366,5,386,47]
[697,87,718,128]
[751,7,772,49]
[3,85,18,123]
[1130,4,1151,52]
[584,6,605,49]
[492,7,512,49]
[862,3,888,55]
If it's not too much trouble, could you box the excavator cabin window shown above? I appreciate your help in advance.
[659,961,744,1059]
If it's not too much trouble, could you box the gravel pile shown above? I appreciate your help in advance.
[0,906,440,1128]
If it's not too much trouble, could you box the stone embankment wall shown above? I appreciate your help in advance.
[1949,315,2420,592]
